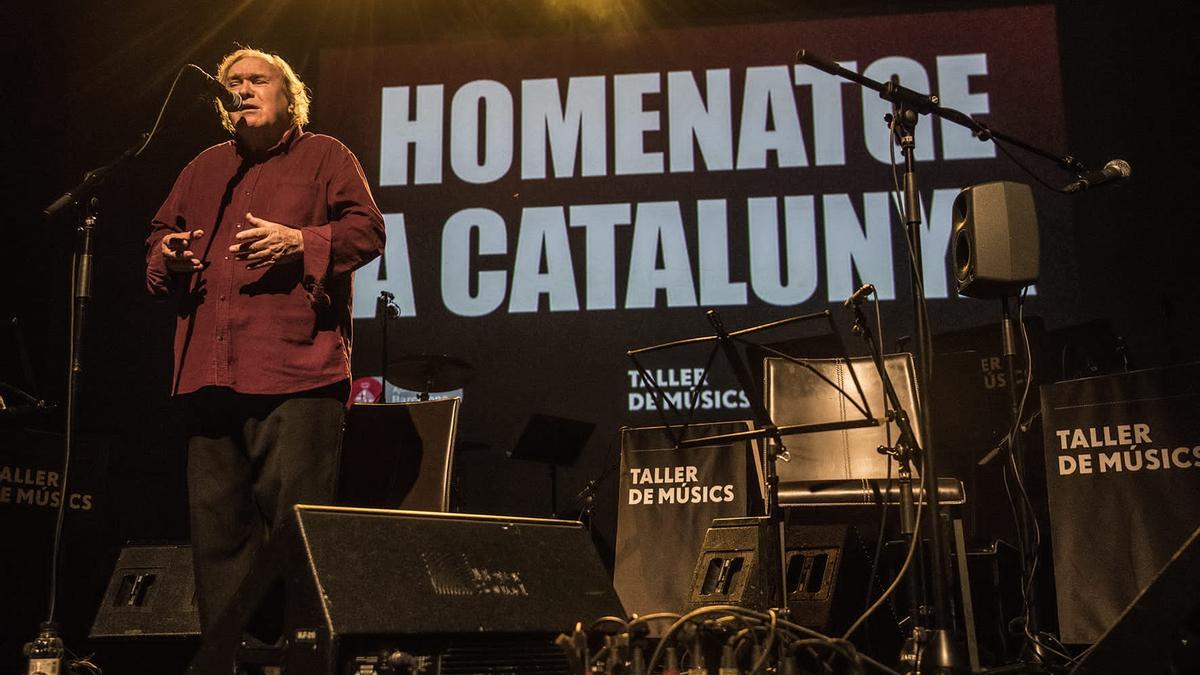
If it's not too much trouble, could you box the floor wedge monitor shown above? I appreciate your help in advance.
[187,505,624,675]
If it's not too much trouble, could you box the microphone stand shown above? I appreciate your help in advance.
[32,64,257,673]
[35,131,145,668]
[37,64,211,657]
[794,47,1114,671]
[889,89,963,670]
[846,296,960,670]
[376,291,400,403]
[793,49,968,671]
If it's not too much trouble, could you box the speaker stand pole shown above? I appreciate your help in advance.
[1000,297,1024,541]
[999,296,1047,662]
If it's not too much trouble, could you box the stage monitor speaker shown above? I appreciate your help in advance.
[90,544,200,639]
[688,518,866,633]
[952,180,1039,299]
[1073,524,1200,674]
[689,517,780,611]
[187,505,624,675]
[337,397,458,511]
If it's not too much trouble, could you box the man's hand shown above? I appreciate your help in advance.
[161,229,206,273]
[230,212,304,270]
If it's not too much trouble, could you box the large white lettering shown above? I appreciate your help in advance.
[406,192,966,318]
[441,208,508,316]
[450,80,513,184]
[508,207,579,312]
[379,55,991,184]
[521,76,607,179]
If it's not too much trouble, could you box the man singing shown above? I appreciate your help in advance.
[145,47,385,632]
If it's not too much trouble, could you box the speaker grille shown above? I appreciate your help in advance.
[440,638,570,674]
[952,223,973,283]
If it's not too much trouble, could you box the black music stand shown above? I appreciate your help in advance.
[507,414,595,518]
[627,309,886,612]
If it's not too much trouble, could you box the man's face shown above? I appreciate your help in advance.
[225,56,291,136]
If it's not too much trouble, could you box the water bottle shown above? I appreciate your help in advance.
[25,621,64,675]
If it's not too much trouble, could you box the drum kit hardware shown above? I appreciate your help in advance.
[383,353,475,400]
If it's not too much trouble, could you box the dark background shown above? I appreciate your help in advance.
[1,0,1197,668]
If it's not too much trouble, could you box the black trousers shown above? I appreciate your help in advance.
[181,381,348,633]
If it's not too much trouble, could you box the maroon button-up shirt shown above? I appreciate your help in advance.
[146,128,385,395]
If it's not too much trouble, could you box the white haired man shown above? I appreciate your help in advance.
[145,47,384,632]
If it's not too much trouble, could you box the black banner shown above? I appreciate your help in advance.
[1041,363,1200,643]
[613,422,759,616]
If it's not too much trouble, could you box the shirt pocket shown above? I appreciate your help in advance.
[263,179,321,228]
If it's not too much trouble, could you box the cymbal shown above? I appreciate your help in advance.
[385,353,475,393]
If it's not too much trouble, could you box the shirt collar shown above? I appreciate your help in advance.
[235,125,302,160]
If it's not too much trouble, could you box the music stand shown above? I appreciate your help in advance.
[626,309,886,611]
[507,414,595,517]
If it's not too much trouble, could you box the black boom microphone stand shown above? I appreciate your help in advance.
[796,49,961,670]
[31,63,238,672]
[795,47,1130,672]
[36,137,144,665]
[793,48,982,672]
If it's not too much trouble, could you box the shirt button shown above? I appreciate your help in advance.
[217,335,224,342]
[219,294,226,301]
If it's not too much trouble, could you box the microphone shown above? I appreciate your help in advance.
[1063,159,1131,193]
[843,283,876,308]
[376,290,400,319]
[190,64,242,112]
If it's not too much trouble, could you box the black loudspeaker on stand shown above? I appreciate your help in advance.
[952,181,1040,300]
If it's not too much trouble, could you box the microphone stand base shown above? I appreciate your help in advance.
[900,627,971,675]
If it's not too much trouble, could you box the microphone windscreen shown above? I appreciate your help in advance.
[221,91,243,112]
